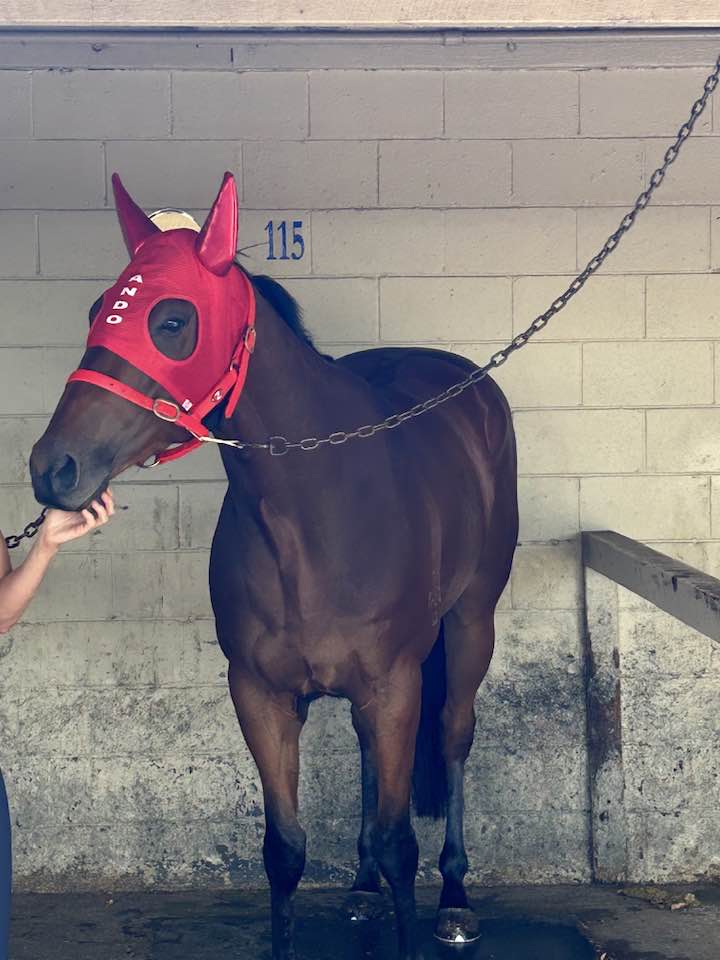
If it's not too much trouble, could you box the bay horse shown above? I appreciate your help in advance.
[29,173,518,960]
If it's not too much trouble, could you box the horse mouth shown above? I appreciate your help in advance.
[30,457,111,513]
[77,479,111,513]
[32,483,109,514]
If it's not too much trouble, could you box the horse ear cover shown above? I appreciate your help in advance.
[112,173,160,257]
[87,170,253,419]
[195,172,239,276]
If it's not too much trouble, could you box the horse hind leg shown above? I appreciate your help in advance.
[434,587,498,945]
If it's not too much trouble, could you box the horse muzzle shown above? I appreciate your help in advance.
[29,438,112,512]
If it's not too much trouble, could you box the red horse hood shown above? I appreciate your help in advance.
[87,227,253,412]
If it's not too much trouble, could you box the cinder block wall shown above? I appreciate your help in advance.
[0,29,718,890]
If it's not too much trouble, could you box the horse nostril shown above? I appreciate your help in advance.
[51,454,80,494]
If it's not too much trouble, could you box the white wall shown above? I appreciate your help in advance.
[4,1,720,28]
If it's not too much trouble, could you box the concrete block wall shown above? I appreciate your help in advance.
[0,29,718,889]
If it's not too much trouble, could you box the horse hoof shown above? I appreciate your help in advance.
[343,890,384,922]
[434,907,481,944]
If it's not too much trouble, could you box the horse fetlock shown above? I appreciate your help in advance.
[264,820,306,892]
[439,844,469,882]
[352,860,383,895]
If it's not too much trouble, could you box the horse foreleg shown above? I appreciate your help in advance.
[228,663,307,960]
[354,661,422,960]
[344,704,384,921]
[435,604,495,945]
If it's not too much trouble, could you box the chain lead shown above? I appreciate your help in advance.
[4,508,49,551]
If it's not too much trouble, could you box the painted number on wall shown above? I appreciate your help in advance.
[265,220,305,261]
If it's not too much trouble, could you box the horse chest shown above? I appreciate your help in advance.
[235,620,387,700]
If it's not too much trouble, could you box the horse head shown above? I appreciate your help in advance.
[30,172,256,510]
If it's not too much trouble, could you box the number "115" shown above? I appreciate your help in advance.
[265,220,305,261]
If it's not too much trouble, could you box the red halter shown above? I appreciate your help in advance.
[67,319,256,466]
[66,172,255,467]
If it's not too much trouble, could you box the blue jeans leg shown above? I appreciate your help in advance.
[0,770,10,960]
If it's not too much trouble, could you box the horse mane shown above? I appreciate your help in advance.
[252,274,315,348]
[237,267,320,354]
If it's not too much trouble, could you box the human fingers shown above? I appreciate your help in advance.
[87,500,109,526]
[79,509,96,531]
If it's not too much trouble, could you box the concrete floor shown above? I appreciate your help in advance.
[9,883,720,960]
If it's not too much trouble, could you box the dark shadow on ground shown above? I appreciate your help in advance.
[10,883,720,960]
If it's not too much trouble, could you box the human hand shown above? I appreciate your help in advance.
[37,490,115,551]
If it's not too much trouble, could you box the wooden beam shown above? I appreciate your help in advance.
[582,530,720,644]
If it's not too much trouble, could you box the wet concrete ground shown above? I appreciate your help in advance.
[9,883,720,960]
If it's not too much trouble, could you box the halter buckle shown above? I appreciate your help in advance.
[244,325,257,354]
[152,398,181,423]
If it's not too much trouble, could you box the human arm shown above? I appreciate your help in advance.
[0,490,114,634]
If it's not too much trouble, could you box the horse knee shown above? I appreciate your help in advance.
[264,818,306,894]
[372,819,418,888]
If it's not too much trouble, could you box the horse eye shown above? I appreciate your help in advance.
[159,317,186,334]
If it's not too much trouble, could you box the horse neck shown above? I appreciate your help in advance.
[216,290,373,506]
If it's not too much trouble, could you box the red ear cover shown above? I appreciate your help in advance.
[111,173,160,257]
[195,172,239,276]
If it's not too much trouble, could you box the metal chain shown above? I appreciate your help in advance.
[4,508,49,551]
[196,54,718,457]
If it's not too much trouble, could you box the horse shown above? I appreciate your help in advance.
[29,172,518,960]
